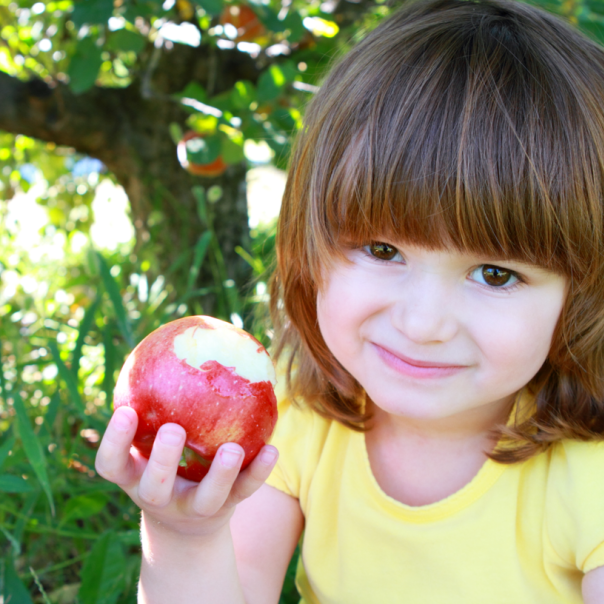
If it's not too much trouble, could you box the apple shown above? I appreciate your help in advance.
[220,4,266,43]
[177,131,228,178]
[113,316,278,482]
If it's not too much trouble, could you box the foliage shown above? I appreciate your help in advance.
[2,0,604,602]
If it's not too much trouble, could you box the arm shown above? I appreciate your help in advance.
[232,484,304,604]
[583,565,604,603]
[95,406,289,604]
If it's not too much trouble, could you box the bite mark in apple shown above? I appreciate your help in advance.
[173,320,276,386]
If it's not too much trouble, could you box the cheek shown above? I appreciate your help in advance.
[473,297,563,383]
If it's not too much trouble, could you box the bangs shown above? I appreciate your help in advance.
[300,0,604,280]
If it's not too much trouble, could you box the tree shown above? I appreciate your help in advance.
[0,0,390,319]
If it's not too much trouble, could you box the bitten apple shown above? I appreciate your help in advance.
[113,316,278,482]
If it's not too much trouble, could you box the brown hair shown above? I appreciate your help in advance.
[269,0,604,463]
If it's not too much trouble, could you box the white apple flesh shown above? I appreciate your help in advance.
[113,316,278,481]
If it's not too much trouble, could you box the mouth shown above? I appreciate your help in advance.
[372,343,467,378]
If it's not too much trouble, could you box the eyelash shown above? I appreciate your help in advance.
[361,243,526,293]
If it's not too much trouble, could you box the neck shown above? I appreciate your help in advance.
[367,394,515,447]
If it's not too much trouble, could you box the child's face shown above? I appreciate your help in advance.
[316,241,568,430]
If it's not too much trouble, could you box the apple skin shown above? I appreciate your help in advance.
[113,316,278,482]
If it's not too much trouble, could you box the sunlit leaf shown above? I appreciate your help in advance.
[221,135,245,165]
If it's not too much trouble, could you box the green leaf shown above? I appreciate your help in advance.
[67,37,103,94]
[191,0,224,17]
[106,29,147,54]
[221,136,244,165]
[169,122,184,146]
[186,134,221,165]
[1,557,34,604]
[72,0,114,27]
[257,65,286,103]
[231,80,256,110]
[587,0,604,16]
[11,391,54,515]
[96,252,135,348]
[176,81,208,104]
[254,4,285,33]
[60,493,109,526]
[0,474,35,493]
[78,531,126,604]
[579,17,604,45]
[283,11,306,43]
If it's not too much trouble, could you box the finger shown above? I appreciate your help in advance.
[187,443,245,517]
[95,406,139,486]
[137,423,186,508]
[227,445,278,507]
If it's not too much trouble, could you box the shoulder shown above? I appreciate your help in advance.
[265,373,343,500]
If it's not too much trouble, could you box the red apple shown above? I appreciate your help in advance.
[113,316,277,482]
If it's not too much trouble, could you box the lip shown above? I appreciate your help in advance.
[372,343,467,379]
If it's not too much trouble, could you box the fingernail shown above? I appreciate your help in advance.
[258,447,277,465]
[220,446,242,468]
[158,429,184,446]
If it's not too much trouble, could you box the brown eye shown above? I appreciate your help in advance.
[368,242,399,261]
[481,265,513,287]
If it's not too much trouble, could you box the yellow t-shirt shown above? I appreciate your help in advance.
[265,389,604,604]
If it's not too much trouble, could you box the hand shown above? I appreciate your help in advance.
[95,406,279,540]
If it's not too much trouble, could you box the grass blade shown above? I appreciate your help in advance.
[71,294,102,376]
[96,252,135,348]
[187,230,212,292]
[0,434,15,470]
[78,531,126,604]
[49,341,86,419]
[0,474,36,493]
[1,557,34,604]
[102,323,116,407]
[12,390,55,515]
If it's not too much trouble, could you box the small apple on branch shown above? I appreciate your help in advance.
[113,316,278,481]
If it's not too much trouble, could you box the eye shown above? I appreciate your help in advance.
[471,265,519,289]
[365,242,403,262]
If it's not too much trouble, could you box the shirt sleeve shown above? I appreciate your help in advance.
[265,379,318,500]
[545,440,604,573]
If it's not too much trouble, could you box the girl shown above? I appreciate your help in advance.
[96,0,604,602]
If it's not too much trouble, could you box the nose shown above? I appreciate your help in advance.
[390,273,459,344]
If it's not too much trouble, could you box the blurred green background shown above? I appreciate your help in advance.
[1,0,603,601]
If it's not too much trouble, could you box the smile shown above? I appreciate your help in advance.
[372,343,467,379]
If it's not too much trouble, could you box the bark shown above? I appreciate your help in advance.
[0,42,260,317]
